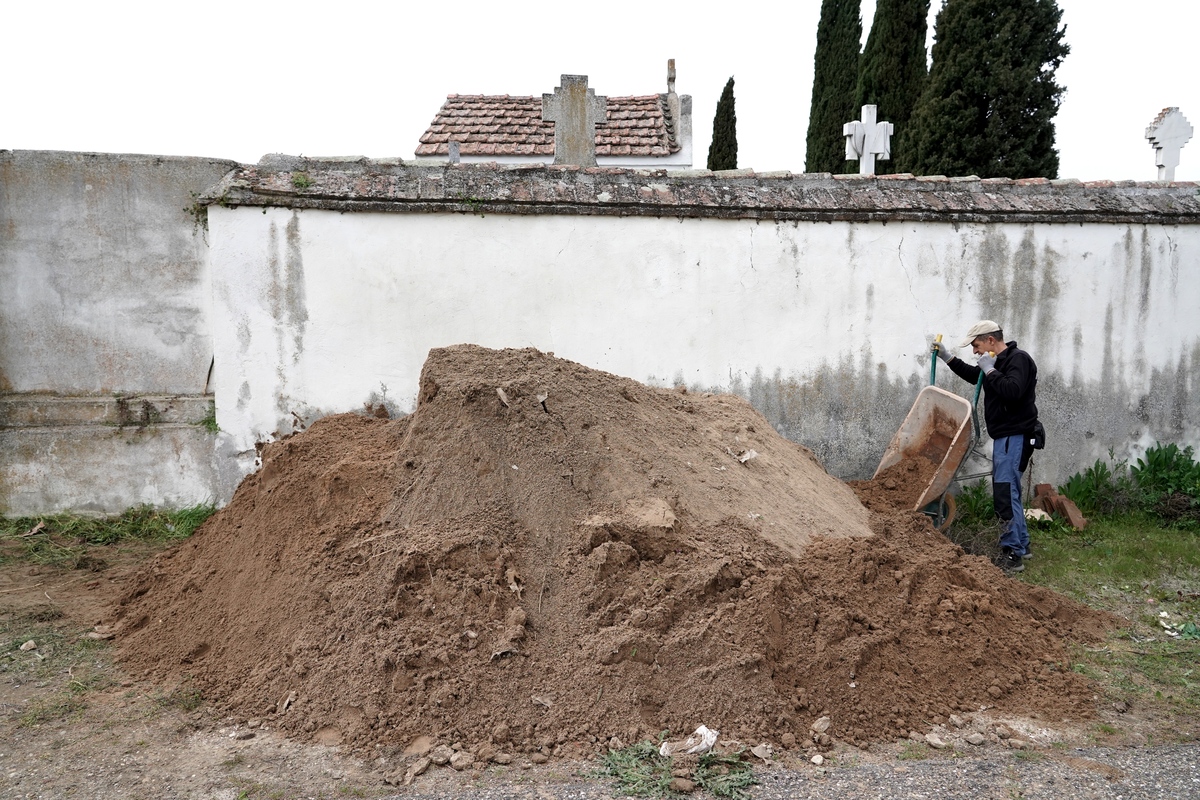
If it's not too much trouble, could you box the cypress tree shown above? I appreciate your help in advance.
[904,0,1069,178]
[805,0,862,174]
[857,0,930,173]
[707,77,738,171]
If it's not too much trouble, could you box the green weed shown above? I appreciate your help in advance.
[598,740,673,797]
[693,751,757,800]
[197,401,219,434]
[291,172,314,189]
[898,741,930,760]
[598,741,758,800]
[954,478,995,525]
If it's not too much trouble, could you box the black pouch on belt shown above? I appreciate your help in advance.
[1020,421,1045,473]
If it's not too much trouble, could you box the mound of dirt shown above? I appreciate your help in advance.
[112,345,1115,756]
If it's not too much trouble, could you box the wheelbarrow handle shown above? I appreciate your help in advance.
[929,334,943,386]
[972,373,984,439]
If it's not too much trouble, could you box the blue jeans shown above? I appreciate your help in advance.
[992,434,1029,555]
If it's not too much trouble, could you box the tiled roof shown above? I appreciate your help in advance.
[415,94,681,158]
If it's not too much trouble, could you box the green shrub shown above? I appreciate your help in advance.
[1060,443,1199,525]
[954,478,994,525]
[1132,443,1200,499]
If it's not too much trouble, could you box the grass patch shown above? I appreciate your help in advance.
[1016,514,1200,599]
[0,504,216,567]
[3,609,117,729]
[17,692,88,727]
[12,666,114,728]
[898,741,930,760]
[2,615,112,686]
[155,685,205,712]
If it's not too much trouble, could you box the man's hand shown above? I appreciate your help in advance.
[934,341,954,363]
[977,352,997,373]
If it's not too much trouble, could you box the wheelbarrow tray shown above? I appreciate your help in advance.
[873,385,974,511]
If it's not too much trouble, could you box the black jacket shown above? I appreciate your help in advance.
[948,341,1038,439]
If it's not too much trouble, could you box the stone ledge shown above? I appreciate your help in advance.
[201,159,1200,225]
[0,394,213,429]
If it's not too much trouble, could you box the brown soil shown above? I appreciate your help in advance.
[851,457,942,511]
[110,345,1116,759]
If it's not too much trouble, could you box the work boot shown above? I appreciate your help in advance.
[1000,547,1025,573]
[1022,545,1034,560]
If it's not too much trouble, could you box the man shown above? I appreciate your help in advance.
[936,321,1038,573]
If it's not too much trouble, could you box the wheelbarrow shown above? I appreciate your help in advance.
[873,334,993,529]
[872,385,975,529]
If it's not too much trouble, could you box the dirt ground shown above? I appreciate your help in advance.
[2,557,1195,800]
[3,346,1196,798]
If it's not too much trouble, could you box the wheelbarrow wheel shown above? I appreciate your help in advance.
[922,494,957,532]
[936,494,956,532]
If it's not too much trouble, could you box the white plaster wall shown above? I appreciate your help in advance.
[207,206,1200,486]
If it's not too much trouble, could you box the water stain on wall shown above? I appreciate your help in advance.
[263,213,310,429]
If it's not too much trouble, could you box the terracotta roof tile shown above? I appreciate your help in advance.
[415,93,680,158]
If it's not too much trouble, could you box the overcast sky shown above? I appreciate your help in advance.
[4,1,1197,181]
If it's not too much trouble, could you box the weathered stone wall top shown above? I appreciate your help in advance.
[203,155,1200,224]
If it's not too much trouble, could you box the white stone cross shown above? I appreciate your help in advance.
[542,75,608,167]
[843,104,894,176]
[1146,107,1193,181]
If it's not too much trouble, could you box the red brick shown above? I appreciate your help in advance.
[1057,497,1088,530]
[1031,494,1055,513]
[1034,483,1056,498]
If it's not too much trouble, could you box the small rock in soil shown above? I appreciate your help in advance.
[403,757,431,785]
[428,745,454,765]
[966,733,986,746]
